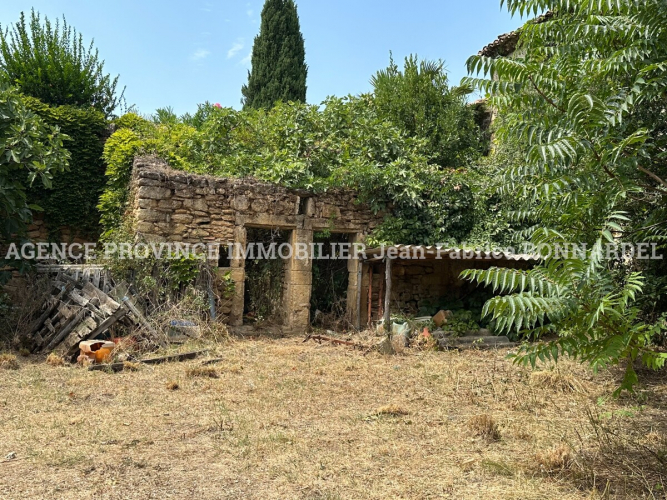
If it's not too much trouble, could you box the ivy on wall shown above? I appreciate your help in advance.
[24,96,108,239]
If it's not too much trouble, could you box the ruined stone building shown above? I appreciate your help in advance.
[130,156,536,333]
[130,156,383,332]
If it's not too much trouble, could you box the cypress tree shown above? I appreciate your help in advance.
[241,0,307,109]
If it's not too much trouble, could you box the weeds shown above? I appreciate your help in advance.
[467,414,500,441]
[0,352,19,370]
[45,353,65,366]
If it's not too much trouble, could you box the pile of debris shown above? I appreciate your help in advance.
[389,309,514,350]
[25,265,163,361]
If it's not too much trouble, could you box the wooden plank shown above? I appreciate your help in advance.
[88,349,209,371]
[68,289,90,307]
[44,318,56,334]
[367,265,373,327]
[55,316,98,357]
[58,304,76,320]
[121,295,165,348]
[138,350,209,365]
[29,283,72,334]
[382,257,393,330]
[82,282,120,313]
[43,308,87,352]
[355,262,362,330]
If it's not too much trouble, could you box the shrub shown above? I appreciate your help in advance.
[0,10,124,117]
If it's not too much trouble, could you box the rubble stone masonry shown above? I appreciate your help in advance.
[129,156,384,332]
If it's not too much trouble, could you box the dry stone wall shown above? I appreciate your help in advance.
[129,156,383,331]
[131,156,381,243]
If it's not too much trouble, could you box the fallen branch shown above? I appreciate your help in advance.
[88,349,209,371]
[303,334,369,350]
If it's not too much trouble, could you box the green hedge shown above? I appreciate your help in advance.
[24,97,108,239]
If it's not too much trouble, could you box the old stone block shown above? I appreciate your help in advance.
[137,209,166,223]
[157,199,178,209]
[250,199,268,213]
[232,195,249,211]
[138,186,171,200]
[138,198,156,209]
[135,222,154,233]
[137,178,164,187]
[190,228,210,238]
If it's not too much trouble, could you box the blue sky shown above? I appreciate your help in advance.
[0,1,524,115]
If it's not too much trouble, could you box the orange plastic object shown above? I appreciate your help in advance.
[78,340,116,364]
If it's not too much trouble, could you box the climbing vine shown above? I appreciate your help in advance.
[24,96,108,239]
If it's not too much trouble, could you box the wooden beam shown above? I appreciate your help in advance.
[367,265,373,327]
[355,262,363,330]
[383,257,393,331]
[43,308,87,352]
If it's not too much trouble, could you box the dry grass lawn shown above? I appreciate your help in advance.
[1,337,666,499]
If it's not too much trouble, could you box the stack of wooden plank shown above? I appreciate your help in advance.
[27,265,163,360]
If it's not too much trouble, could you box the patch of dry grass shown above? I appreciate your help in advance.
[166,380,179,390]
[186,365,219,378]
[535,444,573,472]
[0,338,665,499]
[0,352,19,370]
[531,369,586,393]
[375,404,409,416]
[122,361,141,372]
[467,414,501,441]
[45,353,65,367]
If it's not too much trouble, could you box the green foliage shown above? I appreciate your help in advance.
[444,310,481,336]
[462,0,667,390]
[98,122,144,238]
[0,84,69,280]
[168,255,202,291]
[372,54,484,169]
[101,98,477,245]
[242,0,307,109]
[23,97,107,239]
[0,10,123,117]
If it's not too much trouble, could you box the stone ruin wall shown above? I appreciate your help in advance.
[129,156,384,331]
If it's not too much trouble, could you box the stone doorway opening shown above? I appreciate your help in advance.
[310,232,352,330]
[243,227,290,325]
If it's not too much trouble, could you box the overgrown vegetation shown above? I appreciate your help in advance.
[23,97,108,238]
[0,84,69,281]
[0,10,124,117]
[463,0,667,391]
[101,86,483,245]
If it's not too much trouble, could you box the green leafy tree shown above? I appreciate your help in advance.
[241,0,307,109]
[101,97,475,245]
[463,0,667,391]
[0,84,69,280]
[0,10,124,117]
[371,54,483,169]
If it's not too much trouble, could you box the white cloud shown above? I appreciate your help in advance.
[241,51,252,67]
[227,39,244,59]
[247,9,254,17]
[191,48,211,61]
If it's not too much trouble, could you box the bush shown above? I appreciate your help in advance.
[0,10,124,117]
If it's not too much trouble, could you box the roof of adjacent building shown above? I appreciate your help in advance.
[479,11,554,58]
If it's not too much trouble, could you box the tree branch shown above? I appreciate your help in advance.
[527,75,566,113]
[637,165,667,190]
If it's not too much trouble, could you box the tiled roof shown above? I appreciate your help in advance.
[479,11,554,58]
